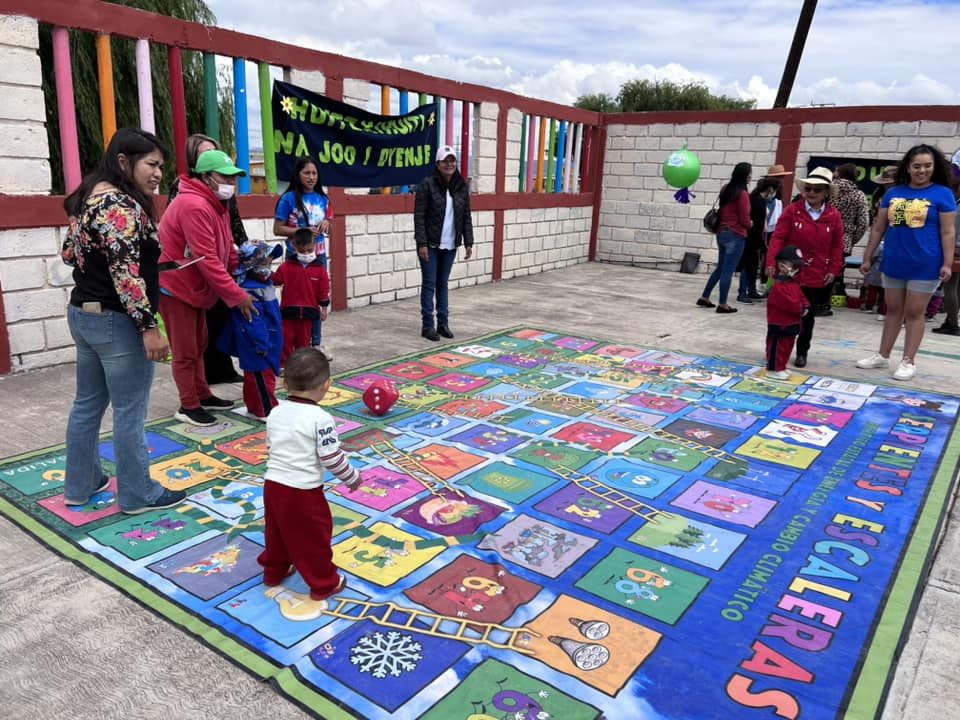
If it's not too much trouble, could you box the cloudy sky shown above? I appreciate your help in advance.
[207,0,960,109]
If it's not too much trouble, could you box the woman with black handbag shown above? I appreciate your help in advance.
[696,162,753,313]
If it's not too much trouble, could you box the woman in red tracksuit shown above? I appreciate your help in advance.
[766,166,845,369]
[159,150,256,427]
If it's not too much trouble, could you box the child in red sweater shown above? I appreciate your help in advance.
[765,246,809,380]
[272,229,331,366]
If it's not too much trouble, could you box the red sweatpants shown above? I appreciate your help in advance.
[766,324,798,372]
[159,293,211,409]
[243,369,277,419]
[258,480,341,600]
[281,318,313,367]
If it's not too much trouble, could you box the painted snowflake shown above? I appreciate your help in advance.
[349,630,423,678]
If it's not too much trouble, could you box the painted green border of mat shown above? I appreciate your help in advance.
[0,493,278,677]
[844,411,960,718]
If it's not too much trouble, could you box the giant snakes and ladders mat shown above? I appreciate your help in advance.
[1,327,958,719]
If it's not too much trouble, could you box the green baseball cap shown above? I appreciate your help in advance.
[194,149,246,177]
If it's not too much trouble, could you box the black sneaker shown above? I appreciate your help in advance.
[932,324,960,335]
[437,325,454,339]
[122,488,187,515]
[200,394,234,409]
[175,406,218,426]
[736,295,753,304]
[421,328,440,341]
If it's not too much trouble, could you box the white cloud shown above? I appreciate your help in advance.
[208,0,960,108]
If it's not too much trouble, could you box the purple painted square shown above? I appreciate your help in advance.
[397,490,505,537]
[147,534,265,601]
[448,423,526,453]
[534,483,632,532]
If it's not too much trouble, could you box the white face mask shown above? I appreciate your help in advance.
[215,183,235,200]
[297,252,317,264]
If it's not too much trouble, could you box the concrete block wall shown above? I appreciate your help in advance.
[797,120,959,166]
[0,15,49,194]
[343,211,495,309]
[598,121,780,270]
[500,206,591,279]
[0,226,75,370]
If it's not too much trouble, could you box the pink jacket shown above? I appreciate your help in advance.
[767,200,845,289]
[159,177,249,310]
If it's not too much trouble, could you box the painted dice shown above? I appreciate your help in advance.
[362,378,399,416]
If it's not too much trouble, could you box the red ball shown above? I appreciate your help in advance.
[362,379,399,416]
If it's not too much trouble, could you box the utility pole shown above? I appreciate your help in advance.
[774,0,819,108]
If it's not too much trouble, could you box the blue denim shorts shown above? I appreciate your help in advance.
[881,274,941,294]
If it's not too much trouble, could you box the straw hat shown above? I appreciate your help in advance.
[872,166,898,185]
[764,164,792,177]
[794,166,833,190]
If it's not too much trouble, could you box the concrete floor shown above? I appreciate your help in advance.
[0,264,957,719]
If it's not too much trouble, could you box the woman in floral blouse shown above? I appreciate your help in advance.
[61,128,186,515]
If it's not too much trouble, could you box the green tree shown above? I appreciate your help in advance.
[39,0,235,194]
[575,79,757,113]
[574,92,619,113]
[618,79,756,112]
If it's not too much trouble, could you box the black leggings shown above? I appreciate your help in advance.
[797,285,832,356]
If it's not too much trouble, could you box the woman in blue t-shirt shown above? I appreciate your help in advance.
[857,144,957,381]
[273,157,332,351]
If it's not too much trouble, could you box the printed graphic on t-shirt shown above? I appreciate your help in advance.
[888,197,931,228]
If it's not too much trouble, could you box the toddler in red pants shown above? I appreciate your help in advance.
[258,348,363,601]
[272,229,330,367]
[765,246,809,380]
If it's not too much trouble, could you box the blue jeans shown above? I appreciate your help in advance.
[65,305,166,511]
[701,230,746,305]
[419,247,456,329]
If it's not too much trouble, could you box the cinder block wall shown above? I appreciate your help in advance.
[598,121,780,269]
[598,116,959,272]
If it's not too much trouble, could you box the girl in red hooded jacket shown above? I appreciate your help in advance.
[766,167,844,369]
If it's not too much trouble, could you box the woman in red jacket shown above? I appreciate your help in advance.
[766,166,845,369]
[159,150,256,426]
[696,162,753,313]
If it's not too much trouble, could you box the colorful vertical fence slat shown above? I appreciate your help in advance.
[135,39,155,135]
[381,86,391,194]
[167,46,188,177]
[399,90,409,193]
[460,101,470,180]
[52,27,81,193]
[95,34,116,148]
[203,52,219,142]
[526,116,537,193]
[232,58,251,194]
[444,97,454,147]
[258,62,277,193]
[519,114,528,192]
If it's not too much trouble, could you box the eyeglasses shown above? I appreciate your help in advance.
[802,185,826,194]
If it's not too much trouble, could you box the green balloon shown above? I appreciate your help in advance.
[662,144,701,188]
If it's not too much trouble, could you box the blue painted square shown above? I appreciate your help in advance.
[100,432,186,462]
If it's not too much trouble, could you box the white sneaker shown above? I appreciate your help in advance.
[893,360,916,381]
[765,369,791,381]
[856,353,889,369]
[876,314,885,321]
